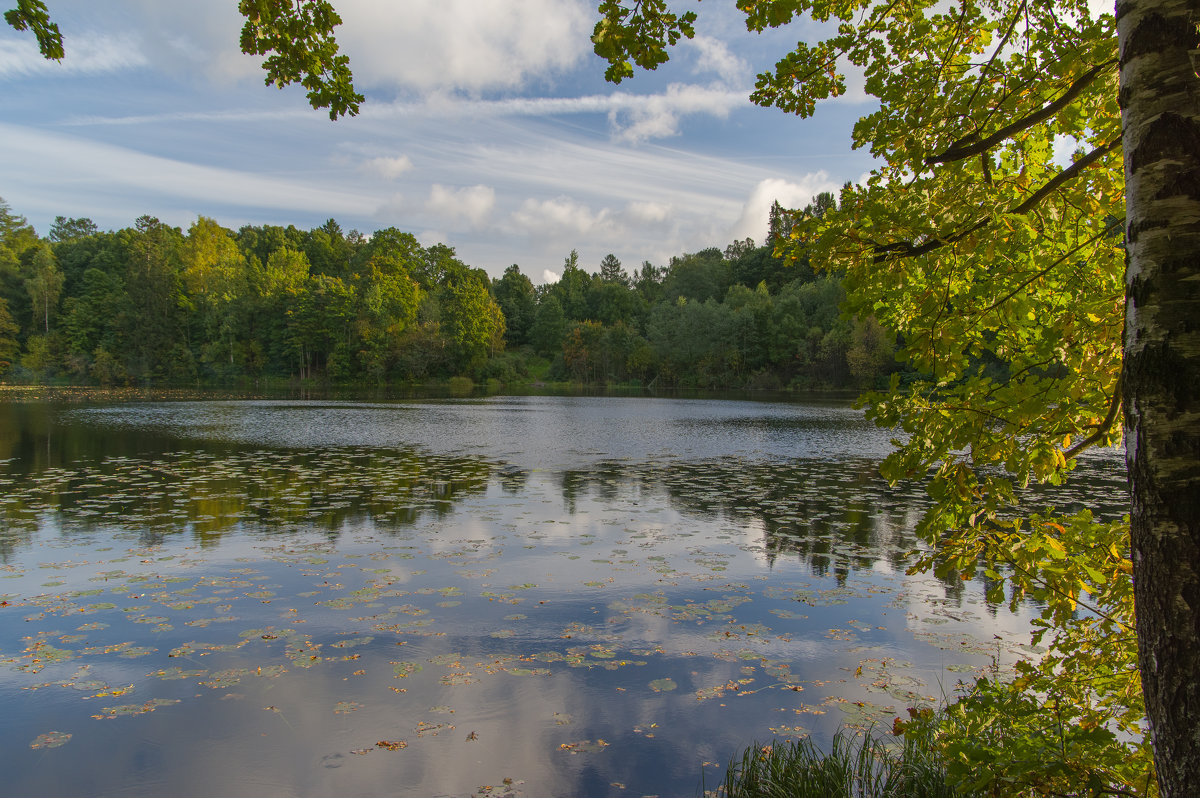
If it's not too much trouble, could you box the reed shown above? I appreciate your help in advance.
[715,729,967,798]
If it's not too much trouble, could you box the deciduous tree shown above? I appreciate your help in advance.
[594,0,1195,792]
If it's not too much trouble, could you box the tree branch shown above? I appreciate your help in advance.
[1064,373,1123,459]
[1009,136,1121,215]
[925,59,1117,165]
[873,137,1121,263]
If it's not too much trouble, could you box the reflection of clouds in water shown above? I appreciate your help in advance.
[70,396,895,470]
[900,573,1041,679]
[2,397,1128,796]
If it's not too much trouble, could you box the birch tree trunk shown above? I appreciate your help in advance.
[1120,0,1200,793]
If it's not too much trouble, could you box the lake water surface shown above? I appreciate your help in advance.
[0,394,1127,797]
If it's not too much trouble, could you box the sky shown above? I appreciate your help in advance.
[0,0,880,283]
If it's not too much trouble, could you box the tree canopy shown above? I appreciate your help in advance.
[592,0,1187,794]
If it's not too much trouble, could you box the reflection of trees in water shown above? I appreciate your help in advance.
[555,456,1121,606]
[0,442,495,560]
[556,458,931,583]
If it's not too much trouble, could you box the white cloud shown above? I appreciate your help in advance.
[10,0,588,92]
[608,83,746,143]
[333,0,590,92]
[360,155,414,180]
[542,269,561,284]
[62,83,750,144]
[688,35,748,84]
[625,201,671,224]
[729,176,840,243]
[0,33,147,78]
[512,196,614,237]
[0,122,379,220]
[426,184,496,227]
[363,86,748,143]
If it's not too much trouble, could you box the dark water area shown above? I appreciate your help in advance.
[0,393,1127,797]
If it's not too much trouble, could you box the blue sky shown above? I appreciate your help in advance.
[0,0,878,282]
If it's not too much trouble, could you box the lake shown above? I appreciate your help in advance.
[0,393,1128,797]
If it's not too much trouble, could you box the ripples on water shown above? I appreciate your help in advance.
[0,396,1127,798]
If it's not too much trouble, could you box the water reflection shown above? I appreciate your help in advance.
[0,395,1127,798]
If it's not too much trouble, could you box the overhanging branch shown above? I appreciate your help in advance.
[925,59,1117,166]
[873,137,1121,263]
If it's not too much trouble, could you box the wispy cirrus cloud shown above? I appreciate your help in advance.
[62,84,751,144]
[0,33,147,78]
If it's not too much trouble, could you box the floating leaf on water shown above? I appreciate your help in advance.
[503,667,551,677]
[441,672,479,686]
[152,667,207,681]
[558,739,610,754]
[89,684,135,698]
[767,724,810,738]
[649,678,677,692]
[416,721,453,737]
[200,669,252,689]
[330,636,374,649]
[391,661,422,678]
[118,646,157,659]
[238,628,274,639]
[333,701,363,714]
[770,609,808,620]
[30,731,71,749]
[376,740,408,750]
[490,630,515,639]
[93,698,180,719]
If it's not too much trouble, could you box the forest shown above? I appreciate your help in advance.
[0,195,897,392]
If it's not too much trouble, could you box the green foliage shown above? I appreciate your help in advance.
[48,216,97,243]
[592,0,696,83]
[530,294,568,358]
[3,0,62,60]
[237,0,362,119]
[6,2,359,119]
[718,728,964,798]
[25,243,63,334]
[0,296,18,374]
[493,265,537,347]
[440,269,505,373]
[592,0,1141,792]
[0,197,890,391]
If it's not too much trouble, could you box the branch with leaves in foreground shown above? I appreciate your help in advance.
[4,0,362,120]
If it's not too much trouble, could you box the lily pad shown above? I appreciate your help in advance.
[30,731,71,749]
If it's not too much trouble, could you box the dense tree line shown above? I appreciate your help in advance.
[0,195,895,390]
